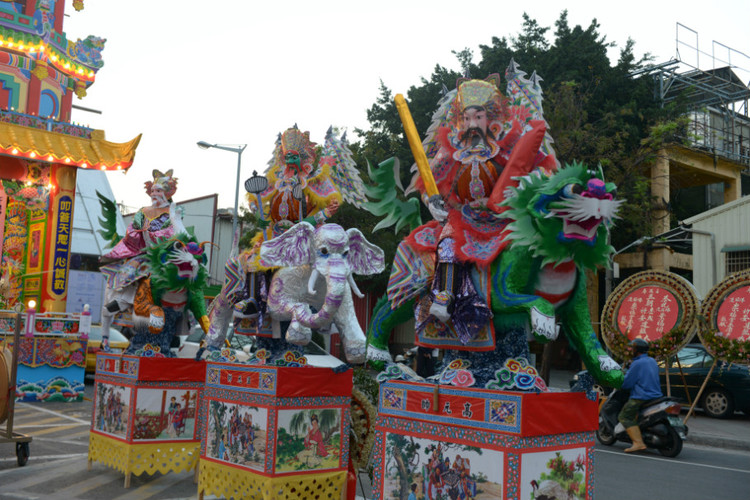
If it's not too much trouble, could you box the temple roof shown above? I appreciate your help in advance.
[0,122,141,171]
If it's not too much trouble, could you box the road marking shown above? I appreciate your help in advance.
[110,468,198,500]
[29,423,83,437]
[28,436,90,447]
[595,448,750,474]
[0,454,88,471]
[12,416,68,427]
[52,469,121,497]
[13,423,89,428]
[15,402,91,425]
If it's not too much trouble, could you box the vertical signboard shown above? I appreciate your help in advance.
[42,165,77,312]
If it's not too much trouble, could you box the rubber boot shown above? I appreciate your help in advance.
[624,426,647,452]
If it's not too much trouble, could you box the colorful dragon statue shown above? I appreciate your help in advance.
[365,62,624,389]
[124,232,210,356]
[367,160,624,388]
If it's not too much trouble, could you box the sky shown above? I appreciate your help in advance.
[63,0,750,213]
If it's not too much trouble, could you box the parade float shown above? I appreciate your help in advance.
[88,170,213,485]
[0,1,140,402]
[194,126,383,499]
[227,125,370,357]
[364,63,624,499]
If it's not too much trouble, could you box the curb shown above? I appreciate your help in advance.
[688,432,750,452]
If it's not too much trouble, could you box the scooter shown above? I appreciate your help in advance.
[597,388,688,457]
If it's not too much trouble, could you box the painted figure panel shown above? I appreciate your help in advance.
[205,399,267,471]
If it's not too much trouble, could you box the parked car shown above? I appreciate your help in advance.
[660,343,750,419]
[85,326,130,373]
[570,343,750,419]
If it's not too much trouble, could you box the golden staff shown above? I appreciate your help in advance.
[394,94,439,197]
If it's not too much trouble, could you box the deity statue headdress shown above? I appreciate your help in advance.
[281,125,316,167]
[263,125,368,208]
[452,74,507,124]
[404,66,559,194]
[144,169,178,200]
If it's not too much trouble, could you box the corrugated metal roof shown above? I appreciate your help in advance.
[72,169,126,256]
[683,195,750,224]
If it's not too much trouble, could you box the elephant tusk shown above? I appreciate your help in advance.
[308,268,320,295]
[348,274,364,298]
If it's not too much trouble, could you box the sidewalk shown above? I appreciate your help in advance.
[549,369,750,452]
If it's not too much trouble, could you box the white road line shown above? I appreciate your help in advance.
[27,436,90,446]
[15,402,91,425]
[595,448,750,474]
[13,423,90,428]
[0,453,89,466]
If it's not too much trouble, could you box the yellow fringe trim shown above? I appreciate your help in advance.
[88,432,199,477]
[198,458,347,500]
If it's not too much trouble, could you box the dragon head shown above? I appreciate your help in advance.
[503,161,623,270]
[146,232,209,293]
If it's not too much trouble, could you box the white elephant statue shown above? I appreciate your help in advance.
[259,222,385,364]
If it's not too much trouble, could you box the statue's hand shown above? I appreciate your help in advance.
[148,310,165,333]
[531,306,558,341]
[324,199,340,218]
[427,195,448,222]
[598,354,621,372]
[199,315,210,334]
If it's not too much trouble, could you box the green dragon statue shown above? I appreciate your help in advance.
[367,161,625,388]
[125,232,210,356]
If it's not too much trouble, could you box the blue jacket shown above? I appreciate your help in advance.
[621,353,662,400]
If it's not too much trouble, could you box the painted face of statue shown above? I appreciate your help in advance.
[150,186,168,208]
[459,106,490,146]
[284,151,302,177]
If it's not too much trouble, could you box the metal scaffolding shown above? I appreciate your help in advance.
[631,23,750,169]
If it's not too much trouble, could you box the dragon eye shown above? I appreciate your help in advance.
[563,184,584,197]
[320,248,328,255]
[173,240,185,251]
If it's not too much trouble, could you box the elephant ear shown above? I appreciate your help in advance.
[346,228,385,275]
[260,222,316,268]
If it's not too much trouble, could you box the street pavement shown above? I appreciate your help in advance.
[0,370,747,499]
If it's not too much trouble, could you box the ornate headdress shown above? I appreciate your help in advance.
[144,169,178,199]
[453,74,507,123]
[280,126,316,164]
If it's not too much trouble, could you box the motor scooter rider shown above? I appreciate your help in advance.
[618,338,662,452]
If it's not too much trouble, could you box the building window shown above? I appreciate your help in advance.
[39,90,59,119]
[725,250,750,275]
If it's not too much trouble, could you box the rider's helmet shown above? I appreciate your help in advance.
[630,338,649,355]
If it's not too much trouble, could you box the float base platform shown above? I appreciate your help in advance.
[372,380,598,500]
[197,362,352,500]
[87,353,206,487]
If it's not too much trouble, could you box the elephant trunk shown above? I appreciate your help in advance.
[294,265,348,330]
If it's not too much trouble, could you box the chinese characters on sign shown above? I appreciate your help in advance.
[716,286,750,340]
[616,286,679,341]
[51,196,73,295]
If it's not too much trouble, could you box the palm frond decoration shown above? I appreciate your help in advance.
[362,157,422,234]
[96,190,122,249]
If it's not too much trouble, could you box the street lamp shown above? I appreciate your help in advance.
[197,141,247,236]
